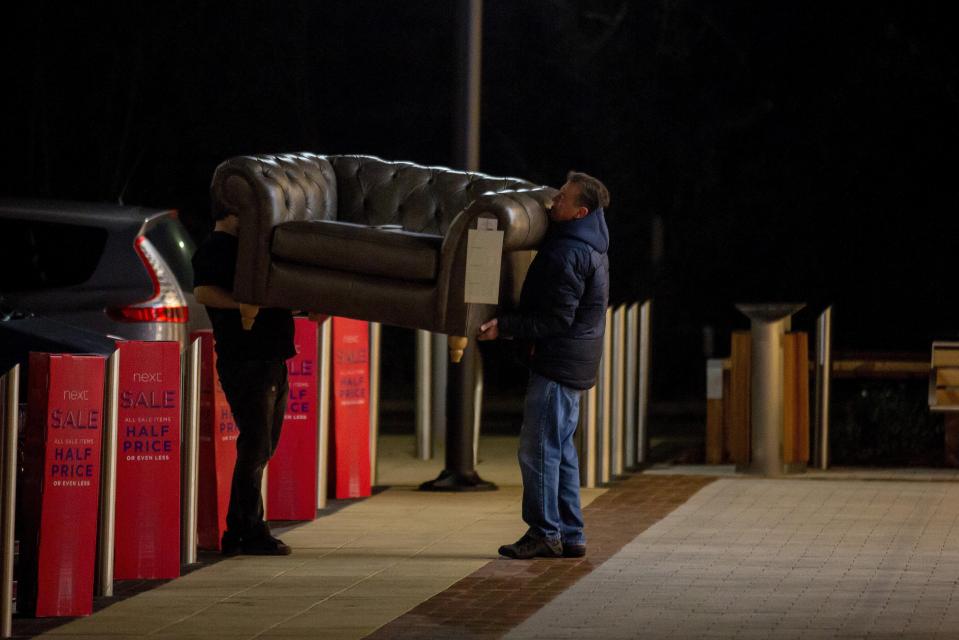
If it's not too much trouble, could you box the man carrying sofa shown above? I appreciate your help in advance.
[193,208,294,556]
[478,171,611,560]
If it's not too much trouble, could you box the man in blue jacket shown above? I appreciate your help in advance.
[478,171,610,559]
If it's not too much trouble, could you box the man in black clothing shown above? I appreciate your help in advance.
[192,209,294,556]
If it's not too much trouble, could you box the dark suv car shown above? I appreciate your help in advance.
[0,199,209,349]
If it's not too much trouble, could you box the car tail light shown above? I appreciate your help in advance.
[107,236,189,323]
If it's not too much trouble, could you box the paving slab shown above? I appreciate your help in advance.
[506,478,959,639]
[369,474,713,639]
[26,436,603,639]
[27,436,959,640]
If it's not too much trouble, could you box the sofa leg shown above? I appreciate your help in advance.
[239,303,260,330]
[448,336,468,363]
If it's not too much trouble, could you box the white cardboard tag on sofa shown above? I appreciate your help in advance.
[465,229,503,305]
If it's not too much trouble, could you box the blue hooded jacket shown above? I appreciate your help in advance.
[498,208,610,389]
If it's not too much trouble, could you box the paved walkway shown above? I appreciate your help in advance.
[508,478,959,640]
[17,436,959,639]
[24,436,601,640]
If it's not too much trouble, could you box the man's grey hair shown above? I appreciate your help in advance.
[566,171,610,212]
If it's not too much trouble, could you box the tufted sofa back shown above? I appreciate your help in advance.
[212,152,534,235]
[328,155,532,234]
[211,152,338,228]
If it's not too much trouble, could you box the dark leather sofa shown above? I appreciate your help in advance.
[210,153,555,360]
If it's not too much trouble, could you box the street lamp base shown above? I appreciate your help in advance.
[419,468,497,492]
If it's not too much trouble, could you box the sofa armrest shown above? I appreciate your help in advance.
[210,153,337,303]
[441,186,555,256]
[436,186,556,332]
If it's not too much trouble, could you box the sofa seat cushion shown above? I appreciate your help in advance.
[271,220,443,282]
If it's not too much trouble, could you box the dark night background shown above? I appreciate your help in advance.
[3,1,958,418]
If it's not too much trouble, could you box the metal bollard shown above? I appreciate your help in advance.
[735,303,805,476]
[578,386,598,488]
[317,317,332,509]
[261,464,269,515]
[415,330,432,460]
[96,350,119,597]
[430,333,448,447]
[599,307,613,484]
[370,322,381,486]
[1,365,20,639]
[813,306,832,470]
[625,303,639,469]
[472,347,483,468]
[180,338,200,565]
[611,305,626,476]
[637,300,652,465]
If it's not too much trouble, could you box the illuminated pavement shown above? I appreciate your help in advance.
[506,478,959,640]
[21,438,959,639]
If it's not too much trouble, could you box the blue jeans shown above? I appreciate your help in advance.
[518,371,585,546]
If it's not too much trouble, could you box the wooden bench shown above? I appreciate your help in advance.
[706,338,933,466]
[929,342,959,465]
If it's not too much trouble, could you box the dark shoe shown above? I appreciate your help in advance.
[221,530,243,556]
[563,543,586,558]
[241,533,292,556]
[498,534,562,559]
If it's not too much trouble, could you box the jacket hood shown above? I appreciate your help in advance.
[550,207,609,253]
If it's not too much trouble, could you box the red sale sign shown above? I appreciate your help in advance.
[329,317,371,499]
[114,341,181,579]
[17,353,105,617]
[267,318,319,520]
[193,330,238,550]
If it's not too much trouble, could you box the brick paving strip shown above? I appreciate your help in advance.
[366,474,716,640]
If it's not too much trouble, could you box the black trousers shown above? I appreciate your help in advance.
[216,359,288,537]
